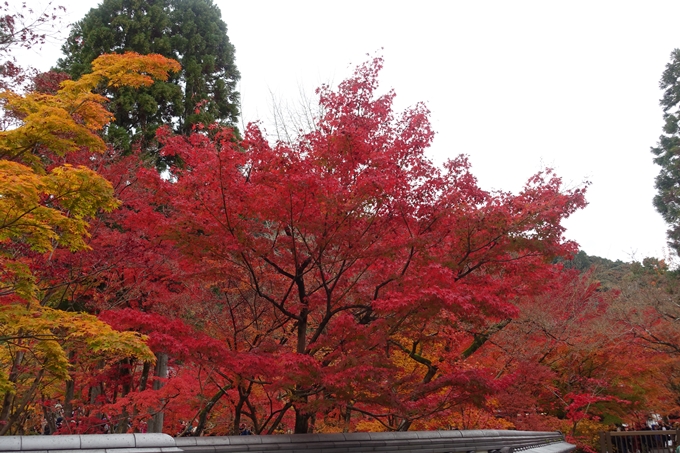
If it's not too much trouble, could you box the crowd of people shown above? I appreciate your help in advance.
[611,423,679,453]
[36,401,262,436]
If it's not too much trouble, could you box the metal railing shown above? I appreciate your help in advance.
[600,430,678,453]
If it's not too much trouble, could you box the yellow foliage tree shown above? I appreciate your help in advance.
[0,51,180,298]
[0,52,180,434]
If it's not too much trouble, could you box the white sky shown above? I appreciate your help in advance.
[17,0,680,263]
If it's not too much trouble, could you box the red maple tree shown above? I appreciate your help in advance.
[152,57,588,433]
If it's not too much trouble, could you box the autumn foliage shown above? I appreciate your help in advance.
[1,28,679,448]
[0,51,179,434]
[146,56,588,434]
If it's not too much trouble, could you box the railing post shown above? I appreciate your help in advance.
[600,431,612,453]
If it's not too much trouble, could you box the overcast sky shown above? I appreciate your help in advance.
[17,0,680,263]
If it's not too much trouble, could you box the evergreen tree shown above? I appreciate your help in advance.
[652,49,680,254]
[57,0,240,154]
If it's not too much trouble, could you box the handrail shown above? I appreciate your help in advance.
[175,429,571,453]
[600,429,678,453]
[0,433,180,452]
[0,430,575,453]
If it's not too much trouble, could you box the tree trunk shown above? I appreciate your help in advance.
[147,353,168,433]
[114,358,133,433]
[293,302,311,434]
[62,351,75,419]
[342,406,351,433]
[0,351,23,424]
[63,379,74,419]
[265,402,292,434]
[193,387,227,436]
[139,361,151,391]
[293,393,310,434]
[0,369,44,435]
[397,418,411,431]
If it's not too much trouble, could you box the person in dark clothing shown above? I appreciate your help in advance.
[239,423,252,435]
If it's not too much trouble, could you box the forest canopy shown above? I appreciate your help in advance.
[1,3,679,452]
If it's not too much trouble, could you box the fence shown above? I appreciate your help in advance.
[600,430,678,453]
